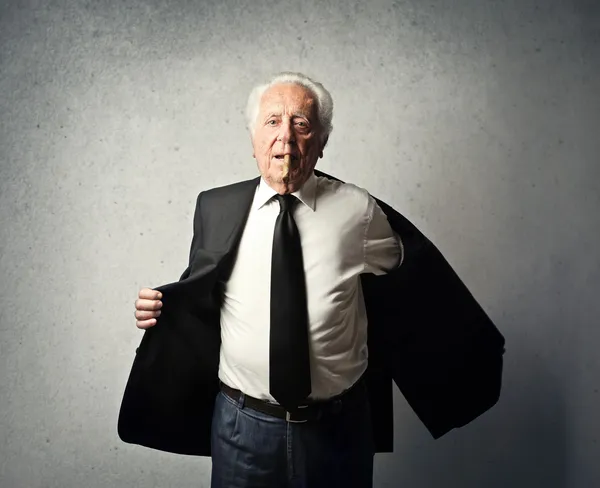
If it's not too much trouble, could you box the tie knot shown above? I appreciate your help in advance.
[274,193,296,212]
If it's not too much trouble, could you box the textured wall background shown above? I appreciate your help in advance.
[1,0,599,487]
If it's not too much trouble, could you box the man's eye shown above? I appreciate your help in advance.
[296,121,307,127]
[267,120,277,126]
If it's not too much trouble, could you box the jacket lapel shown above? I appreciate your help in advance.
[158,176,260,297]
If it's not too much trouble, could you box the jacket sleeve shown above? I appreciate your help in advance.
[178,192,204,282]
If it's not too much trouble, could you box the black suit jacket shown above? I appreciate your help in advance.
[118,170,505,456]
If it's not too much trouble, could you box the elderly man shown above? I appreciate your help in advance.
[119,72,505,488]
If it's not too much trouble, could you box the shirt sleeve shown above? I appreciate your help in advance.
[363,196,404,275]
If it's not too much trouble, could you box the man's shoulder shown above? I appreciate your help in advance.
[199,176,260,201]
[314,170,371,203]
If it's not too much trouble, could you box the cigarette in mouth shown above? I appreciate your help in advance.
[282,154,291,180]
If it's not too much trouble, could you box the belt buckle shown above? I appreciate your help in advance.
[285,405,308,423]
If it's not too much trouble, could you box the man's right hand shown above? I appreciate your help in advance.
[134,287,163,329]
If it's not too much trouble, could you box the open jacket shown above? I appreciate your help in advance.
[118,170,506,456]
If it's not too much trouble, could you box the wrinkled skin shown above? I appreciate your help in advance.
[252,83,327,195]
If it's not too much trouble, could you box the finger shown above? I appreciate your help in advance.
[136,318,157,329]
[135,298,163,311]
[139,288,163,300]
[135,309,161,320]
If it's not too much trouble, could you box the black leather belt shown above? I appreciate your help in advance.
[219,379,362,423]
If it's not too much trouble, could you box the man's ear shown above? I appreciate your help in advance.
[319,136,329,158]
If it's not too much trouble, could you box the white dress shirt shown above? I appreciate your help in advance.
[218,172,403,401]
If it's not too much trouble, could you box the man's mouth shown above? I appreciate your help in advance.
[274,154,299,161]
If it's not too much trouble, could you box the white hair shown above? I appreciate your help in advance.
[245,72,334,144]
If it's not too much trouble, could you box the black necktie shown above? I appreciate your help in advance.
[269,194,311,410]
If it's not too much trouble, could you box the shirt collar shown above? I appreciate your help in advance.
[254,172,317,212]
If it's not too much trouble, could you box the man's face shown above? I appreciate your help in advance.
[251,83,326,194]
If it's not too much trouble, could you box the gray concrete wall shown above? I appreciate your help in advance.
[1,0,598,486]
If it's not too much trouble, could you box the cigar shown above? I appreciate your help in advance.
[282,154,291,181]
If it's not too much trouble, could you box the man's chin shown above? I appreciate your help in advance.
[264,174,302,193]
[275,169,301,184]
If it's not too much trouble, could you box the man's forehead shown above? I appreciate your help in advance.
[259,84,317,113]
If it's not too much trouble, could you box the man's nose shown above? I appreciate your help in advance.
[277,120,296,145]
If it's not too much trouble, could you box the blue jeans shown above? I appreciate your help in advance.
[210,381,375,488]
